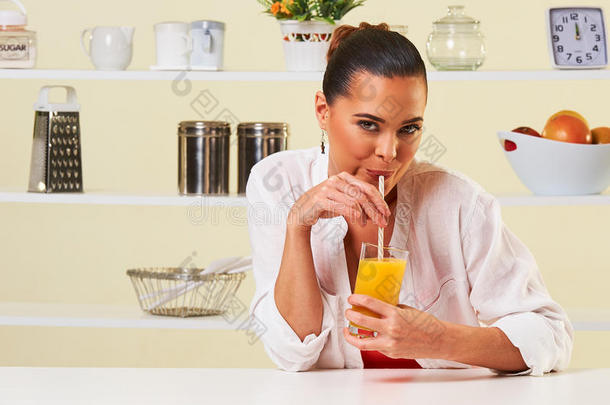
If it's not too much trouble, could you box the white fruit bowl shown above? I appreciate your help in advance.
[497,130,610,196]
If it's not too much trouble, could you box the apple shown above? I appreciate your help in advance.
[504,126,541,151]
[512,126,541,137]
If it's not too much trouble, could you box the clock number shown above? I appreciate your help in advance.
[586,53,593,60]
[562,16,569,23]
[557,45,564,53]
[576,56,583,63]
[553,34,560,42]
[585,16,588,23]
[593,45,599,51]
[591,24,597,32]
[567,53,572,60]
[570,12,579,20]
[555,24,564,32]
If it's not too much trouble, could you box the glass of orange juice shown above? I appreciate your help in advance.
[348,242,409,338]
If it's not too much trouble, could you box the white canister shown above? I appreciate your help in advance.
[190,20,225,70]
[153,22,191,68]
[0,0,36,68]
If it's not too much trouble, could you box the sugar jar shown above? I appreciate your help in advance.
[0,0,36,68]
[426,5,485,71]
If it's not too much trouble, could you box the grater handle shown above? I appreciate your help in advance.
[36,86,78,107]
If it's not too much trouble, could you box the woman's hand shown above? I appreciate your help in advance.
[287,171,390,230]
[342,294,449,360]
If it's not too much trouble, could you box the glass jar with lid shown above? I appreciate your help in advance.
[426,5,485,71]
[0,0,36,68]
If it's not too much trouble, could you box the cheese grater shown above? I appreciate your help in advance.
[28,86,83,193]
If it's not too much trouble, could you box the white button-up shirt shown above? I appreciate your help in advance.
[246,146,574,376]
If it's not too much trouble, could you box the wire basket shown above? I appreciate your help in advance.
[126,267,246,317]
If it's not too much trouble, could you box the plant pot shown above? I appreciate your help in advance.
[279,20,341,71]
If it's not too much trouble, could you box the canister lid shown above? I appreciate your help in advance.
[432,5,480,32]
[178,120,231,136]
[237,122,289,137]
[191,20,225,31]
[0,0,27,26]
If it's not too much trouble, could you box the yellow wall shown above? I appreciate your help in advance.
[0,0,608,368]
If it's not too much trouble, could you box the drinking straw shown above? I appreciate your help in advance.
[378,175,384,260]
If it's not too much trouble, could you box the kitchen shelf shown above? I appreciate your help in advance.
[566,308,610,331]
[0,190,608,207]
[495,193,610,206]
[2,68,610,82]
[0,191,247,207]
[0,302,235,330]
[0,302,606,331]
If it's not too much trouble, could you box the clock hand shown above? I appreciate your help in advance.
[575,22,581,40]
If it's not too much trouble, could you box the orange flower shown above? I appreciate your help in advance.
[271,2,281,16]
[280,0,292,15]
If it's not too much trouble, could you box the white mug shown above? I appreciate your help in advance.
[154,22,191,67]
[81,26,135,70]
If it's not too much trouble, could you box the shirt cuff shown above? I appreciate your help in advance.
[490,312,558,377]
[254,285,335,371]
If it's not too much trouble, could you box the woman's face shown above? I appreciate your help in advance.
[315,72,427,196]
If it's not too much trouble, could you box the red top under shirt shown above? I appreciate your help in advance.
[361,350,421,369]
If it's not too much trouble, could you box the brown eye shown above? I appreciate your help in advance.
[400,125,421,135]
[358,120,378,131]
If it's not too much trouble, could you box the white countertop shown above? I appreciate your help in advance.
[0,367,607,405]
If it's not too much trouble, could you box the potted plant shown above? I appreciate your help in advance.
[257,0,367,71]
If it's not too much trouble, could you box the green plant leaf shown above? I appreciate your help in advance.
[256,0,366,21]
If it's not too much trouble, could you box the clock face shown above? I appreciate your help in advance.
[549,7,608,67]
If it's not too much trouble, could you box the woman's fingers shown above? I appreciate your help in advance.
[319,198,363,222]
[345,308,386,333]
[330,175,388,226]
[326,187,381,226]
[336,172,391,219]
[342,327,392,351]
[291,170,392,227]
[325,188,367,225]
[347,294,396,318]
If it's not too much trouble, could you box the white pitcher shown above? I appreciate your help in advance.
[81,26,134,70]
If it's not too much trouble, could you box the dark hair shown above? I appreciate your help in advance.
[323,22,428,106]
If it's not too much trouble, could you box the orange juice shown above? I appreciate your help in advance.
[349,258,407,331]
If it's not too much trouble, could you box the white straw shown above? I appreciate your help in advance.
[378,175,384,261]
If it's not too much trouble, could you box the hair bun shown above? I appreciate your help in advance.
[327,22,390,62]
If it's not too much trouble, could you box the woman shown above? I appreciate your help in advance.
[246,22,573,376]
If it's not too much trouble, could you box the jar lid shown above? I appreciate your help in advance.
[178,121,231,136]
[191,20,225,31]
[0,0,27,26]
[237,122,289,137]
[432,5,479,31]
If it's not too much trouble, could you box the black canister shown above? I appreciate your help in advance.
[237,122,289,194]
[178,121,230,195]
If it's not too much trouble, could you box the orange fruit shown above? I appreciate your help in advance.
[542,114,592,144]
[546,110,589,128]
[591,127,610,144]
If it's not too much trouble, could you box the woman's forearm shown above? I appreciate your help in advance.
[441,322,528,372]
[274,224,324,342]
